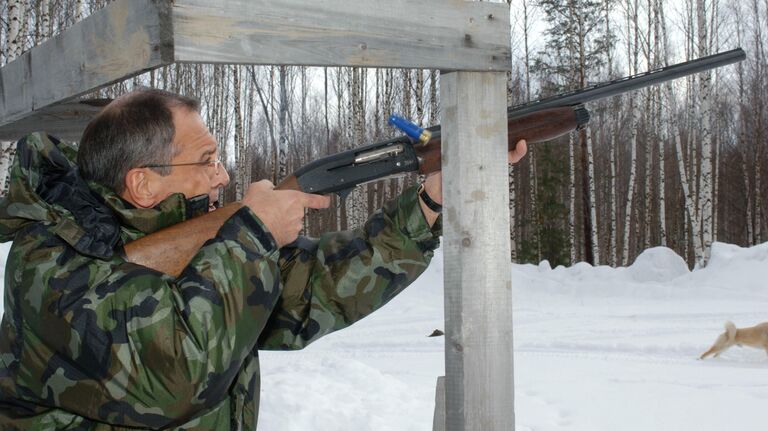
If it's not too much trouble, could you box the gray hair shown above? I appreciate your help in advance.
[77,88,200,194]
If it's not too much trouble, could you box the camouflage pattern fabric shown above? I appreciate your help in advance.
[0,133,441,430]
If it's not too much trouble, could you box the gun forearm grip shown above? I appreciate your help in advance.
[508,105,589,145]
[414,105,589,176]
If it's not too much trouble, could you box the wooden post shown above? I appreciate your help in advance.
[433,376,446,431]
[439,71,514,430]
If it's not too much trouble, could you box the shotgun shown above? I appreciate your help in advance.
[277,48,746,198]
[125,48,746,276]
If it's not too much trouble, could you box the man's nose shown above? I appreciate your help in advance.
[213,164,230,188]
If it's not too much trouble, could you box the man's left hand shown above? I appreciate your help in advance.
[419,139,528,226]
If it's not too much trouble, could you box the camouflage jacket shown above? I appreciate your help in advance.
[0,133,440,430]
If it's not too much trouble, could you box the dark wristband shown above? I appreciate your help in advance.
[417,183,442,213]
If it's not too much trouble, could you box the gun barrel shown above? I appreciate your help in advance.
[506,48,746,119]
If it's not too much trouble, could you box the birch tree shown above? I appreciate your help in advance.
[569,132,577,263]
[656,0,668,247]
[750,0,766,243]
[695,0,715,265]
[233,66,245,199]
[0,0,26,197]
[277,66,290,182]
[621,0,640,265]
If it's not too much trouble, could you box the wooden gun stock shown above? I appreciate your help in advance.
[413,106,586,176]
[123,203,244,277]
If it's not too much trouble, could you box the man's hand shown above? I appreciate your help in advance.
[243,180,331,247]
[419,139,528,226]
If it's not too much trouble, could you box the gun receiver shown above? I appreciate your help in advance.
[277,48,746,196]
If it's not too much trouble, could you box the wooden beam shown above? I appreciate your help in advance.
[439,71,514,430]
[433,376,446,431]
[0,99,108,141]
[0,0,511,138]
[0,0,173,131]
[172,0,511,71]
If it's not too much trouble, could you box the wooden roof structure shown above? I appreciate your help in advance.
[0,0,511,140]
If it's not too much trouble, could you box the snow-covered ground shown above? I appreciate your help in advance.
[2,241,767,430]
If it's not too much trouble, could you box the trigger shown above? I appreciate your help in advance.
[336,188,354,202]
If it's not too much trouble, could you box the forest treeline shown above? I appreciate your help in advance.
[1,0,766,268]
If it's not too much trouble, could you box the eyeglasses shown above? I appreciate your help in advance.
[142,159,223,177]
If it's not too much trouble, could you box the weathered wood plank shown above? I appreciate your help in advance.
[0,99,108,141]
[440,71,514,431]
[172,0,511,71]
[0,0,172,129]
[433,376,446,431]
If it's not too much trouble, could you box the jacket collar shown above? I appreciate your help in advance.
[89,181,211,240]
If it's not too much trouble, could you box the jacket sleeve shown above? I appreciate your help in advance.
[7,207,279,429]
[257,185,441,350]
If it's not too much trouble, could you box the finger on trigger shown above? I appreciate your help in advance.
[303,193,331,209]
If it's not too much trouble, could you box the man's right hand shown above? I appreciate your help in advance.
[243,180,331,247]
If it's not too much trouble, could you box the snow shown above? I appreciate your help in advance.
[1,241,767,430]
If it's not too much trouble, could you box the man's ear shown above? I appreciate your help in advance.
[123,168,157,208]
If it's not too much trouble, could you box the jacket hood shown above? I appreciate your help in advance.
[0,133,121,258]
[0,133,212,259]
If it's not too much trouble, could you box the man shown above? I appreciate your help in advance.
[0,88,526,429]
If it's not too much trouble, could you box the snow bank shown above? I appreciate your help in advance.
[626,246,690,282]
[1,240,767,431]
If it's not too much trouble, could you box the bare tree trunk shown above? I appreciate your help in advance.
[669,82,704,263]
[585,127,599,264]
[743,156,754,244]
[337,68,348,230]
[278,66,290,182]
[509,164,517,261]
[569,132,577,263]
[523,0,541,261]
[695,0,714,266]
[530,146,542,262]
[756,154,764,242]
[622,98,639,265]
[657,0,668,247]
[324,67,330,150]
[622,0,640,266]
[735,19,753,244]
[415,70,424,124]
[245,69,254,192]
[643,0,655,250]
[75,0,85,22]
[429,71,439,125]
[384,70,398,203]
[657,97,667,247]
[233,66,245,200]
[7,0,24,63]
[752,0,766,243]
[603,0,618,266]
[609,123,618,265]
[250,67,278,181]
[1,0,26,197]
[39,0,51,42]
